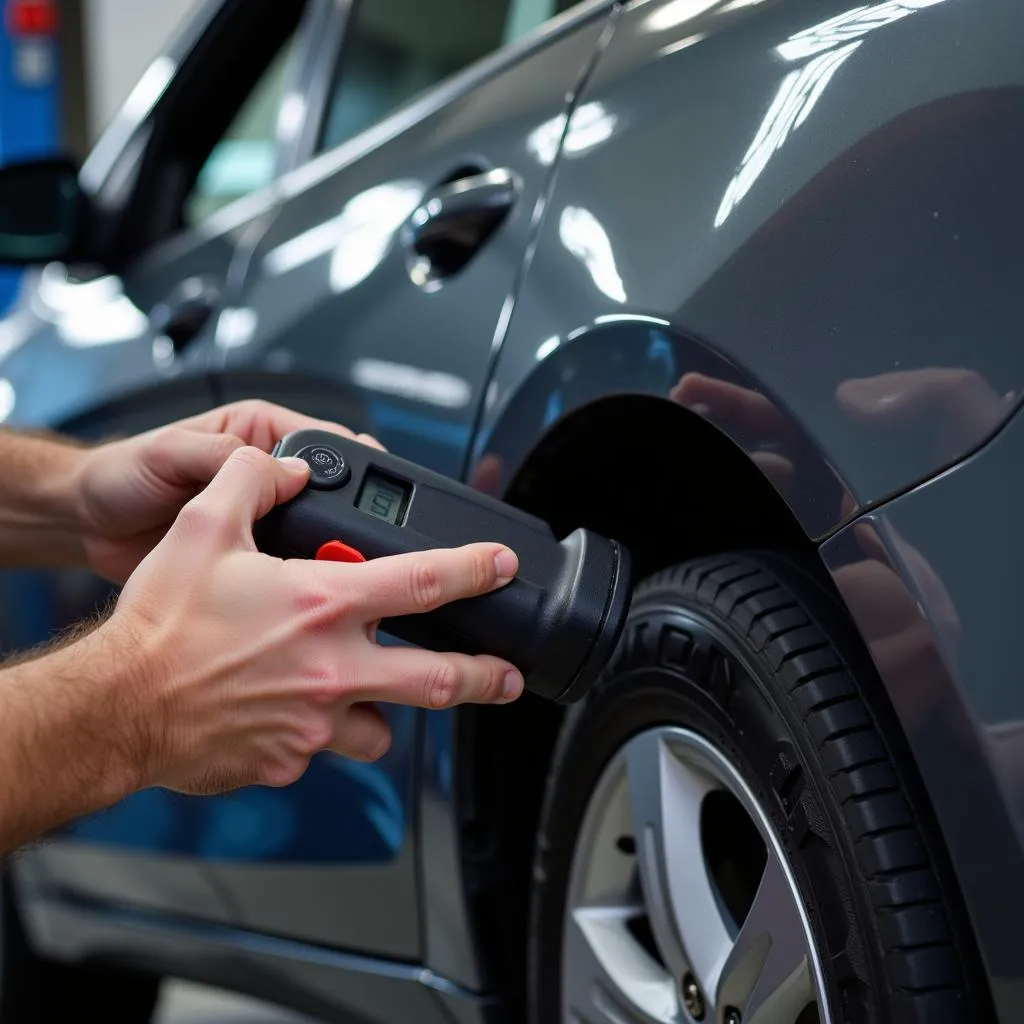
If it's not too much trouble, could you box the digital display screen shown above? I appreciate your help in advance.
[357,471,410,526]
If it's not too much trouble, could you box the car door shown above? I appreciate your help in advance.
[205,0,614,957]
[1,0,329,926]
[0,0,323,434]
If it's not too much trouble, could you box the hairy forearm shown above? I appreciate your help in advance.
[0,428,89,568]
[0,620,142,852]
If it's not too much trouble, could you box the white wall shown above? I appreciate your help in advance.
[81,0,199,141]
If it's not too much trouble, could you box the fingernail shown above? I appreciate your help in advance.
[494,547,518,582]
[502,669,524,702]
[280,457,310,475]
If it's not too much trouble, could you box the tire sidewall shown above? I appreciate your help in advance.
[528,589,865,1024]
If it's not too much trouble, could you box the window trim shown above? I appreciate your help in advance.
[79,0,228,198]
[173,0,331,225]
[283,0,617,201]
[79,0,332,271]
[276,0,352,174]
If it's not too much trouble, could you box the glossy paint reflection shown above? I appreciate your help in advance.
[641,0,722,32]
[481,326,1011,539]
[0,227,241,430]
[480,0,1024,531]
[526,101,619,165]
[713,41,859,226]
[32,266,149,346]
[670,365,1015,517]
[558,206,626,303]
[261,180,424,294]
[716,0,951,226]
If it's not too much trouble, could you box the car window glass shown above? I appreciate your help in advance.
[318,0,585,153]
[183,30,300,227]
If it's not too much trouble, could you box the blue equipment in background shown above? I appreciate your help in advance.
[0,0,61,313]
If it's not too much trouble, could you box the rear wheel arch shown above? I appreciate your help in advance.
[453,394,821,1009]
[453,392,991,1017]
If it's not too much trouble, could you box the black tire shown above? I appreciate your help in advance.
[1,877,161,1023]
[528,552,985,1024]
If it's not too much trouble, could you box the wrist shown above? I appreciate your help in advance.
[0,617,148,849]
[79,616,157,798]
[49,619,151,806]
[0,429,91,568]
[40,436,90,539]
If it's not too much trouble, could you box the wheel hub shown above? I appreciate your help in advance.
[560,726,831,1024]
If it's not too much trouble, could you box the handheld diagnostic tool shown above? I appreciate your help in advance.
[254,430,633,704]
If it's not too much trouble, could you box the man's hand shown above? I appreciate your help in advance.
[74,400,381,583]
[99,445,523,794]
[0,445,525,849]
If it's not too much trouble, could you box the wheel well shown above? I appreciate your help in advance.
[455,394,820,1009]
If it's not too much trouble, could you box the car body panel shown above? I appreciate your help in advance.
[212,4,615,477]
[0,229,235,434]
[819,405,1024,1022]
[473,0,1024,539]
[21,891,494,1024]
[465,0,1024,1009]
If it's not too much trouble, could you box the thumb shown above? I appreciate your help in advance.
[183,446,309,545]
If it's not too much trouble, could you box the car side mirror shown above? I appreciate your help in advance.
[0,157,84,265]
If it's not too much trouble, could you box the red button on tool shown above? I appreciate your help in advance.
[315,540,366,564]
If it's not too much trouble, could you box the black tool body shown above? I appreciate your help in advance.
[254,430,632,703]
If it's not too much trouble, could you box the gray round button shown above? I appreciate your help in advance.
[295,445,351,489]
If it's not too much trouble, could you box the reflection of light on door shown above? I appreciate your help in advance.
[535,335,560,361]
[643,0,722,33]
[262,181,423,292]
[527,102,618,166]
[559,206,626,303]
[331,183,422,293]
[32,268,148,346]
[714,0,949,228]
[215,307,258,350]
[657,32,706,58]
[351,358,471,409]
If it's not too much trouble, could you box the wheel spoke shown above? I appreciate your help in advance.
[625,730,734,995]
[563,905,678,1023]
[716,850,816,1024]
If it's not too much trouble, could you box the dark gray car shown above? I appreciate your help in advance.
[0,0,1017,1021]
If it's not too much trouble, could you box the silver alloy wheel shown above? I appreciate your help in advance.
[561,726,832,1024]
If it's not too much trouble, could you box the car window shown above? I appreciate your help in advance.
[183,29,300,227]
[318,0,586,153]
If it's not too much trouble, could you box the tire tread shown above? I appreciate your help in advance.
[674,556,972,1020]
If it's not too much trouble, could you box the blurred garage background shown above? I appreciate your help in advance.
[0,0,201,314]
